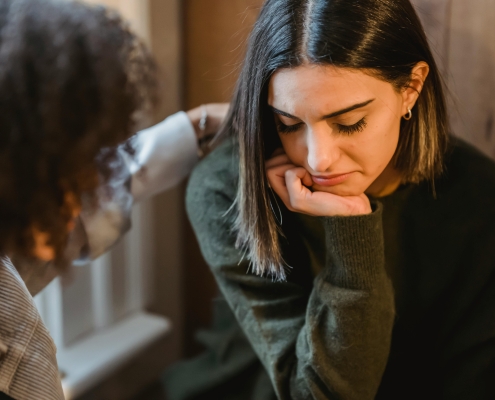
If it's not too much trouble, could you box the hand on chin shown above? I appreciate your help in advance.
[266,153,371,217]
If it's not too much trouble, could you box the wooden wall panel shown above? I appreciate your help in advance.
[184,0,263,108]
[183,0,263,357]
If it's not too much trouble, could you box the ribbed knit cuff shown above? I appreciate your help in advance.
[320,201,384,290]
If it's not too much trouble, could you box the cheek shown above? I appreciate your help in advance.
[372,119,399,157]
[279,135,306,165]
[347,115,400,174]
[380,113,401,157]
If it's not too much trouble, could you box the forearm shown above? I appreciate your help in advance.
[190,187,394,399]
[214,216,393,399]
[288,207,395,399]
[129,111,198,202]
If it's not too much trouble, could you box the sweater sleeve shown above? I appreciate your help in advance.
[186,142,396,400]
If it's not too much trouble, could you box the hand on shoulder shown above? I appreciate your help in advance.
[186,103,230,140]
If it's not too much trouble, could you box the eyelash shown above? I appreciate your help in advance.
[337,117,367,135]
[277,117,367,136]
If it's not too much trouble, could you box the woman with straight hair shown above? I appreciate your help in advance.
[165,0,495,399]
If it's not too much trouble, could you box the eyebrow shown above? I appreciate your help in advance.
[270,98,375,121]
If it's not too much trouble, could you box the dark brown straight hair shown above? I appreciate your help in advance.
[220,0,449,281]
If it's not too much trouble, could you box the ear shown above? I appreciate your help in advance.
[401,61,429,116]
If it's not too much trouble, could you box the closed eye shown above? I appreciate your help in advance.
[336,117,367,135]
[277,121,302,134]
[276,117,367,135]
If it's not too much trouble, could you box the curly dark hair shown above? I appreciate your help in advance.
[0,0,157,262]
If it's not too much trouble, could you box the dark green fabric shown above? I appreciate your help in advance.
[164,137,495,400]
[163,297,275,400]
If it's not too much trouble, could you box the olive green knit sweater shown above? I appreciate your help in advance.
[164,136,495,400]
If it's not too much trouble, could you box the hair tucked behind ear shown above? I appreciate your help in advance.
[219,0,448,281]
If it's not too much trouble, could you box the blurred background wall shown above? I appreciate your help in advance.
[62,1,187,399]
[412,0,495,155]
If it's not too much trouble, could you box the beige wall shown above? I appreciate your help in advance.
[83,0,150,44]
[412,0,495,158]
[184,0,263,108]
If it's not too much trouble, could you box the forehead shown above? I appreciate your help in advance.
[268,64,393,111]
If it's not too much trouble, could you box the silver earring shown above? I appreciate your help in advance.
[403,108,412,121]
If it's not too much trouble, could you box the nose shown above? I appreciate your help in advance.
[306,123,338,173]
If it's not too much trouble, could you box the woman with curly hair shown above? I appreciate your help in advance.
[0,0,226,399]
[168,0,495,399]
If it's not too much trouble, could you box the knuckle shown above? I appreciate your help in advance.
[285,169,294,179]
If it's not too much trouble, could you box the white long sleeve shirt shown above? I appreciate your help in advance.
[80,111,198,260]
[0,112,198,400]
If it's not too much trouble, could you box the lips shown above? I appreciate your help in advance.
[311,172,352,186]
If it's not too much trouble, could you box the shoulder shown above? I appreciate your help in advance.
[186,135,239,235]
[185,136,242,265]
[186,136,239,213]
[444,137,495,181]
[418,137,495,234]
[436,137,495,205]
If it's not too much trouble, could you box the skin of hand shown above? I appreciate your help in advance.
[266,151,372,216]
[266,63,429,217]
[186,103,230,139]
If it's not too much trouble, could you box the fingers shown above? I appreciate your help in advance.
[284,168,313,211]
[285,168,312,194]
[297,168,313,187]
[265,149,314,212]
[265,152,371,217]
[266,163,294,206]
[281,168,372,216]
[206,103,230,119]
[267,166,314,213]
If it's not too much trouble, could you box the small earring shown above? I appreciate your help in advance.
[403,108,412,121]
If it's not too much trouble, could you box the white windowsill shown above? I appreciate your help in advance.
[59,312,171,400]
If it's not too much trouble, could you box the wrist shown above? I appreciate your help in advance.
[186,107,203,140]
[186,105,210,158]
